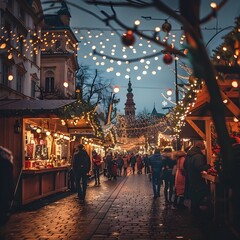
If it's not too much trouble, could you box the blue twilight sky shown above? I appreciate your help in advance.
[42,0,240,115]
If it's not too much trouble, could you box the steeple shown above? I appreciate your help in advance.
[124,79,136,117]
[57,1,71,26]
[151,103,158,116]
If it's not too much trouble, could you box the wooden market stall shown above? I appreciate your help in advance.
[0,99,100,206]
[179,77,240,227]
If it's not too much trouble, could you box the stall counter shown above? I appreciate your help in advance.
[22,166,70,205]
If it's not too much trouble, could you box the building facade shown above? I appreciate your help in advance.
[0,0,43,99]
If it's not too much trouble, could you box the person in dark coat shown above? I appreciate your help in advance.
[143,154,150,174]
[161,150,176,204]
[106,152,113,180]
[129,153,136,174]
[184,141,210,215]
[149,149,163,199]
[73,144,91,203]
[0,146,14,229]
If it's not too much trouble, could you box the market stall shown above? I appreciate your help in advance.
[0,99,103,205]
[179,77,240,224]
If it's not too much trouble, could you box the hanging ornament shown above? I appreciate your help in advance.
[121,30,135,46]
[163,53,173,64]
[162,20,172,33]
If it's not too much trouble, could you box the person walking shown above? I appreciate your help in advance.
[143,154,150,175]
[73,144,91,203]
[116,154,124,176]
[149,148,163,199]
[136,154,143,174]
[92,150,102,186]
[161,149,176,204]
[172,150,187,209]
[0,146,14,232]
[106,152,113,180]
[122,155,129,176]
[129,153,136,174]
[184,141,210,215]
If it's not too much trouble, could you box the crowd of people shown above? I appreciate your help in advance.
[71,141,212,217]
[1,137,239,235]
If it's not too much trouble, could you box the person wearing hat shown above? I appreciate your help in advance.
[184,141,210,215]
[73,144,91,203]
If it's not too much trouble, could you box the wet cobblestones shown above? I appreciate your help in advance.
[1,172,235,240]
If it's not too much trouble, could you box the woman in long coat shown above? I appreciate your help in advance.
[173,151,187,209]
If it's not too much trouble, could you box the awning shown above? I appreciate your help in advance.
[0,99,76,117]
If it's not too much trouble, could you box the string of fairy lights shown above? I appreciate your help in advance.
[1,11,239,143]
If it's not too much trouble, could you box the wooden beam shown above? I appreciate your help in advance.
[186,116,211,120]
[205,120,212,164]
[220,90,240,117]
[186,119,206,139]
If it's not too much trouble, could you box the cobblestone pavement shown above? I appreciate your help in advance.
[2,171,236,240]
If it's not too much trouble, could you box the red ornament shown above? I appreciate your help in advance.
[162,20,172,33]
[121,30,135,46]
[163,53,173,64]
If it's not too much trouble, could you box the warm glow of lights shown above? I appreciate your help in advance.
[210,2,217,8]
[8,53,13,59]
[36,128,41,133]
[155,27,161,32]
[63,82,69,88]
[233,117,239,122]
[46,131,51,136]
[8,74,13,81]
[134,20,141,26]
[232,80,238,88]
[113,86,120,93]
[0,42,6,49]
[167,89,173,96]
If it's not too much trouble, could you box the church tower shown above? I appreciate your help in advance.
[124,79,136,117]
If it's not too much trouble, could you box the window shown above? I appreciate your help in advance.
[16,73,23,92]
[1,63,9,85]
[45,77,54,93]
[31,81,36,98]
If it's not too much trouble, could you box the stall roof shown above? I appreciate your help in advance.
[0,99,76,117]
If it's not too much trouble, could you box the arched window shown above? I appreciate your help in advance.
[45,71,54,93]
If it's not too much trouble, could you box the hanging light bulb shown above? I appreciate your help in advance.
[63,81,69,88]
[0,43,6,49]
[167,89,173,96]
[232,80,238,88]
[8,73,14,81]
[8,53,13,59]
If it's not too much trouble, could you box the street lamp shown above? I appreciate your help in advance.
[106,86,120,125]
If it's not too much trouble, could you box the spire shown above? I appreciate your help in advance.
[124,78,136,117]
[151,103,158,116]
[127,79,132,93]
[58,1,71,17]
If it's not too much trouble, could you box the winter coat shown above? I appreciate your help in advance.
[175,156,186,196]
[184,146,210,193]
[161,155,176,180]
[92,153,102,170]
[129,156,136,166]
[73,149,91,176]
[149,153,163,175]
[0,146,14,226]
[136,156,143,170]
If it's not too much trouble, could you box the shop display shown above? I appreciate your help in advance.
[24,120,70,170]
